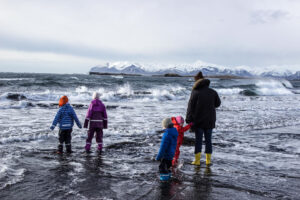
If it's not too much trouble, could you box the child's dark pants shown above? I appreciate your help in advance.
[159,159,172,174]
[58,129,72,153]
[86,127,103,149]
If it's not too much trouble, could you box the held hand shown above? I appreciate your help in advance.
[50,125,55,131]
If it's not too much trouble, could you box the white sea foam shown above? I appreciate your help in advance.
[216,79,294,96]
[111,75,124,79]
[255,80,294,96]
[0,79,295,107]
[0,133,53,144]
[217,88,243,95]
[117,83,134,96]
[0,101,33,109]
[25,90,60,101]
[0,155,25,190]
[0,168,25,190]
[75,86,89,93]
[150,89,176,101]
[69,162,85,173]
[70,76,79,80]
[279,79,293,89]
[0,78,34,81]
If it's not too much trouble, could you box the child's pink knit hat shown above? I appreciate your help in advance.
[176,116,184,124]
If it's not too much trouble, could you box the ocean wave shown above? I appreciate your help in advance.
[0,79,295,107]
[1,83,186,103]
[70,76,79,80]
[75,86,89,93]
[20,80,64,87]
[239,89,258,96]
[279,79,293,89]
[0,78,34,81]
[255,80,294,96]
[111,75,124,79]
[2,93,27,101]
[0,133,54,144]
[217,88,243,95]
[216,79,294,96]
[0,155,26,190]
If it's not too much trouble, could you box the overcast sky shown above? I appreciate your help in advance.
[0,0,300,73]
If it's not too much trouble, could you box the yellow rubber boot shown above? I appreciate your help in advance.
[206,153,211,165]
[191,153,201,165]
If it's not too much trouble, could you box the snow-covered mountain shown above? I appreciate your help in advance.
[260,71,293,78]
[120,65,148,74]
[90,62,300,80]
[287,71,300,80]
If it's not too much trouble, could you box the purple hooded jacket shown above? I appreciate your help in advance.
[84,99,107,129]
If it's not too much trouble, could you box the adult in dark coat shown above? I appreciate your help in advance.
[186,71,221,166]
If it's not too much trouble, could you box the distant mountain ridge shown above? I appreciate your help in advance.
[90,63,300,80]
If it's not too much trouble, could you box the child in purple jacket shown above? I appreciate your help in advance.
[84,92,108,153]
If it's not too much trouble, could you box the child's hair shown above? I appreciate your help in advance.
[162,118,173,129]
[92,92,100,99]
[175,116,184,124]
[59,96,68,107]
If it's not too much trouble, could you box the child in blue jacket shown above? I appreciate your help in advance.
[156,118,178,181]
[50,96,82,153]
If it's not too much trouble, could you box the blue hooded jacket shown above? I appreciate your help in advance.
[156,127,178,161]
[51,103,82,130]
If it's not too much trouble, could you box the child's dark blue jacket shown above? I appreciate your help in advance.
[50,103,82,130]
[156,127,178,161]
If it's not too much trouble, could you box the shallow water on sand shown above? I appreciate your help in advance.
[0,73,300,199]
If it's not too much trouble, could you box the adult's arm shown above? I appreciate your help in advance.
[186,91,197,123]
[215,91,221,108]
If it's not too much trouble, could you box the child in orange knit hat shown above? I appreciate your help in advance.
[50,96,82,153]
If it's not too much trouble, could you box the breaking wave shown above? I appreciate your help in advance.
[0,79,295,109]
[0,83,187,109]
[217,79,294,96]
[255,80,294,95]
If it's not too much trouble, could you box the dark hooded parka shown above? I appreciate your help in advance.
[186,79,221,129]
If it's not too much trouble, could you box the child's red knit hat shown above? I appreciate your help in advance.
[59,96,68,107]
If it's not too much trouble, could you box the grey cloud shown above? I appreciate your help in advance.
[250,9,290,24]
[1,0,300,73]
[0,33,144,61]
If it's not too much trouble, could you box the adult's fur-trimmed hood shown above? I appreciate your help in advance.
[193,79,210,90]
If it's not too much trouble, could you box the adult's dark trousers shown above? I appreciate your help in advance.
[195,128,212,154]
[159,159,172,174]
[58,129,72,152]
